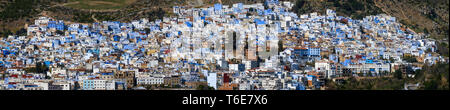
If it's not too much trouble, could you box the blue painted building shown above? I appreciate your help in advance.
[293,47,307,57]
[82,80,95,90]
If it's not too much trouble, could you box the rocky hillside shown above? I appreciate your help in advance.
[374,0,448,40]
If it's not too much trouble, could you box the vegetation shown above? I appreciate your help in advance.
[95,14,117,21]
[73,81,81,90]
[15,28,27,36]
[418,63,449,90]
[402,55,418,63]
[293,0,382,19]
[437,42,449,57]
[24,62,49,74]
[327,63,449,90]
[327,77,406,90]
[0,29,13,37]
[393,69,403,80]
[0,0,39,21]
[147,8,166,21]
[197,85,215,90]
[65,0,137,10]
[74,12,95,23]
[278,40,284,53]
[0,0,39,37]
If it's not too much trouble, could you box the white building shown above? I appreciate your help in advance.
[207,73,217,89]
[136,76,164,85]
[315,60,332,78]
[48,68,67,77]
[6,68,25,75]
[53,82,71,90]
[83,79,108,90]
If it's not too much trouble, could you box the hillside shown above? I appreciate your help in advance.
[1,0,448,42]
[64,0,138,10]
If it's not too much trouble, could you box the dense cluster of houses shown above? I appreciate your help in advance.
[0,0,446,90]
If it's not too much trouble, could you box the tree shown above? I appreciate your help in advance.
[293,0,306,14]
[367,71,373,77]
[414,69,423,79]
[246,12,252,17]
[389,57,395,63]
[197,85,214,90]
[402,56,417,63]
[144,28,151,34]
[394,70,403,80]
[15,28,27,36]
[418,63,449,90]
[249,8,255,12]
[45,75,51,79]
[1,29,13,37]
[73,81,80,90]
[278,40,283,54]
[423,79,438,90]
[382,71,389,76]
[437,42,449,57]
[230,14,236,18]
[423,28,429,34]
[25,62,49,74]
[0,0,38,20]
[56,30,64,35]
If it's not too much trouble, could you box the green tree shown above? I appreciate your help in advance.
[56,30,65,35]
[25,62,49,74]
[0,0,38,21]
[15,28,27,36]
[74,81,80,90]
[402,56,417,63]
[367,71,373,77]
[278,40,283,54]
[424,79,438,90]
[1,29,13,37]
[197,85,214,90]
[394,70,403,80]
[292,0,306,14]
